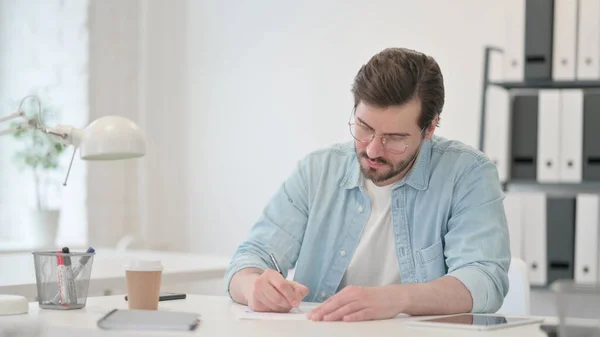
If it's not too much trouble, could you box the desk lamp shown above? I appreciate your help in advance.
[1,95,146,185]
[0,96,147,315]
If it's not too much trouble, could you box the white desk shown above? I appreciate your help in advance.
[0,249,230,299]
[0,295,555,337]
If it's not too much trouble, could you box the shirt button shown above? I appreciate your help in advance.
[340,249,346,257]
[358,205,364,213]
[320,291,327,299]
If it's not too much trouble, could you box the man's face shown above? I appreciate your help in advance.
[353,99,433,186]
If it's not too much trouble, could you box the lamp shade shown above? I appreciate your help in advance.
[78,116,146,160]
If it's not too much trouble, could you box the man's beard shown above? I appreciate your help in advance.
[357,149,420,184]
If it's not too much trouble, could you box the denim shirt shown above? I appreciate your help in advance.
[225,135,511,313]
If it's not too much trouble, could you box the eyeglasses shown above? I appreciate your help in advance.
[348,109,425,155]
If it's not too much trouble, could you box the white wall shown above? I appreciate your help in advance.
[86,0,144,247]
[85,0,190,251]
[184,0,507,256]
[136,0,190,251]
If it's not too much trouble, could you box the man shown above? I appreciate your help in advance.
[225,47,511,322]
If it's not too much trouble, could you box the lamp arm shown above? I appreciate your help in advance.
[0,111,34,136]
[0,96,88,187]
[0,123,28,136]
[43,125,84,147]
[0,110,25,124]
[40,125,85,187]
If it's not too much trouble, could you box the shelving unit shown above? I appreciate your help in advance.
[477,0,600,289]
[479,45,600,194]
[490,80,600,90]
[480,46,600,155]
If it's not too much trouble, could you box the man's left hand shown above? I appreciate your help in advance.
[307,285,402,322]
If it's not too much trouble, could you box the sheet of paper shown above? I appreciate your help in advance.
[232,302,321,320]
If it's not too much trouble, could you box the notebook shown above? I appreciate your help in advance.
[97,309,200,331]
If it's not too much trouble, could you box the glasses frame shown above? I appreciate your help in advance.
[347,107,426,155]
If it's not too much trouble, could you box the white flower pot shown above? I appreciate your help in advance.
[27,209,60,248]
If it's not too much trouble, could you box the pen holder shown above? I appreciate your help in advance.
[32,250,95,310]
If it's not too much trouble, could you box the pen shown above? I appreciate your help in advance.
[51,247,95,305]
[269,253,284,276]
[61,247,78,305]
[55,250,70,305]
[71,247,96,279]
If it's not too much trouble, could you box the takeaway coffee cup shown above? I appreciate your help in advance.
[124,260,163,310]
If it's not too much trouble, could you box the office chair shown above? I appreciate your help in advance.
[496,257,531,315]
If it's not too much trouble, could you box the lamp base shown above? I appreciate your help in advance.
[0,294,28,315]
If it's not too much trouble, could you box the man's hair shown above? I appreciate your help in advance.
[351,47,445,130]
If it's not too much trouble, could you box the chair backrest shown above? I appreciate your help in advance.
[496,257,530,315]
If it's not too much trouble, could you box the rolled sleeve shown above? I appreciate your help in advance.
[444,159,511,313]
[224,159,310,297]
[224,243,273,296]
[449,264,507,313]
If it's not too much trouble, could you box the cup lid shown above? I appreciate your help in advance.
[123,260,163,271]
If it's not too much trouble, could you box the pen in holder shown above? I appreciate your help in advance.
[32,248,95,310]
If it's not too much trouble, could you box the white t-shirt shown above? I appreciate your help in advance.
[338,179,402,288]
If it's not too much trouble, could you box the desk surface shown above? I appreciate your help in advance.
[0,294,555,337]
[0,249,230,298]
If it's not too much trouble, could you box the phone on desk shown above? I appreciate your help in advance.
[124,292,187,301]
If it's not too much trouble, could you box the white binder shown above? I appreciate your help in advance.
[522,193,547,286]
[504,193,524,260]
[483,87,511,182]
[552,0,578,81]
[577,0,600,80]
[559,89,584,182]
[503,0,526,82]
[575,194,600,284]
[537,90,561,183]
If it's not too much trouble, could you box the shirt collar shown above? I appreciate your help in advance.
[341,138,432,191]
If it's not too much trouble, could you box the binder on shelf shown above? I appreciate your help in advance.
[524,0,555,80]
[575,194,600,284]
[577,0,600,80]
[510,93,538,180]
[537,90,561,183]
[552,0,577,81]
[504,193,524,260]
[559,89,583,182]
[546,197,576,285]
[582,91,600,180]
[483,87,511,182]
[503,0,526,82]
[522,193,547,286]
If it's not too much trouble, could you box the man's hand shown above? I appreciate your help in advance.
[307,285,403,322]
[246,269,309,313]
[307,276,474,322]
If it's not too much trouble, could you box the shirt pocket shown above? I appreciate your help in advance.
[416,239,447,282]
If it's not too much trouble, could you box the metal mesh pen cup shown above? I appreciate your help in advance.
[32,250,95,310]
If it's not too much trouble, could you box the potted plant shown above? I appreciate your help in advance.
[11,98,65,247]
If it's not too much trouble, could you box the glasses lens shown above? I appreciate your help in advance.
[350,124,373,142]
[348,119,409,154]
[384,139,408,154]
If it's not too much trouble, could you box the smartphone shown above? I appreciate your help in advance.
[124,292,187,301]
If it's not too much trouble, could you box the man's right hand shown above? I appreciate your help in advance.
[247,269,309,312]
[230,268,309,313]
